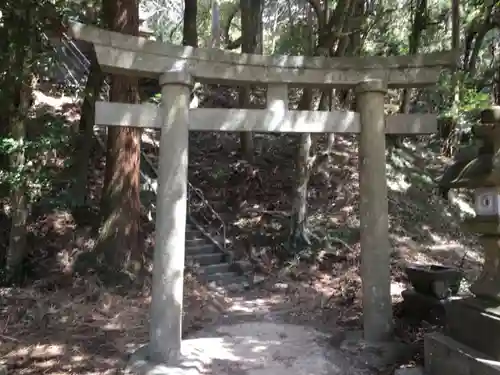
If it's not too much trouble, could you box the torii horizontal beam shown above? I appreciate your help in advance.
[67,22,458,88]
[95,101,437,134]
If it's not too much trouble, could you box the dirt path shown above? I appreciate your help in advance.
[0,244,475,375]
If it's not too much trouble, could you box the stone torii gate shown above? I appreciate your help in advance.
[68,22,456,370]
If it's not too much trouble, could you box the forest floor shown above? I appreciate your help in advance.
[0,89,483,374]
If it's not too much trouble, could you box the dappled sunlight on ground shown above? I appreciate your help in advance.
[0,273,231,375]
[0,284,145,374]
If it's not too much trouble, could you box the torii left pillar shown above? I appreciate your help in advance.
[149,69,192,364]
[357,79,393,342]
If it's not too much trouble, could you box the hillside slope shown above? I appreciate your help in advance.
[187,130,481,281]
[0,90,483,375]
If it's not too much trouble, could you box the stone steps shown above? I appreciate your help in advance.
[137,133,247,289]
[205,272,248,286]
[185,243,218,256]
[200,262,233,275]
[138,179,245,289]
[186,253,227,266]
[184,222,247,289]
[185,237,210,247]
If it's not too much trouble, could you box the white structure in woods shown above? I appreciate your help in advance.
[67,21,456,371]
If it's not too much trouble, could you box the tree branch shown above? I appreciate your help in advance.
[223,2,241,50]
[307,0,324,30]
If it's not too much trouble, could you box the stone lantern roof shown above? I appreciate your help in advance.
[445,106,500,189]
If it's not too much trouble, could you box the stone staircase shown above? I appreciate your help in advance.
[46,30,250,290]
[185,222,248,288]
[138,136,249,289]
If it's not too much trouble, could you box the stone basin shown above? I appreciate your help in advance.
[405,263,464,299]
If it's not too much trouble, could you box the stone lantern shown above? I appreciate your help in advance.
[425,106,500,375]
[450,107,500,301]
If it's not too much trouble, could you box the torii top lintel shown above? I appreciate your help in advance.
[67,21,458,89]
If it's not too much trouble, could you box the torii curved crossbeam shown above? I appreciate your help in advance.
[67,21,457,88]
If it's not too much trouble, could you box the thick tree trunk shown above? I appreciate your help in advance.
[291,135,313,247]
[496,58,500,105]
[439,0,461,157]
[183,0,198,47]
[72,6,102,207]
[3,7,33,280]
[211,0,221,48]
[465,3,494,77]
[72,51,102,207]
[289,0,355,250]
[290,90,314,248]
[390,0,427,148]
[238,0,263,163]
[289,1,319,249]
[449,0,461,116]
[321,0,358,150]
[96,0,143,282]
[6,75,33,281]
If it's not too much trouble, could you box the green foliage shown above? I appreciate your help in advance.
[0,0,83,206]
[150,92,162,104]
[273,21,310,55]
[140,0,185,42]
[196,1,215,47]
[144,0,241,46]
[0,114,73,203]
[457,87,491,114]
[436,73,492,128]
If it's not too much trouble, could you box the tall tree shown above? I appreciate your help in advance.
[496,56,500,105]
[238,0,263,163]
[289,0,360,249]
[183,0,198,46]
[96,0,143,282]
[463,2,497,77]
[2,6,34,280]
[211,0,221,48]
[6,75,32,282]
[71,5,102,206]
[388,0,427,148]
[400,0,427,114]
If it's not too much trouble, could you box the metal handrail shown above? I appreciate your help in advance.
[188,184,227,249]
[49,31,227,249]
[143,131,227,249]
[62,33,91,69]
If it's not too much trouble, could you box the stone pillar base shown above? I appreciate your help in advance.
[446,296,500,360]
[124,345,190,375]
[469,236,500,301]
[424,332,500,375]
